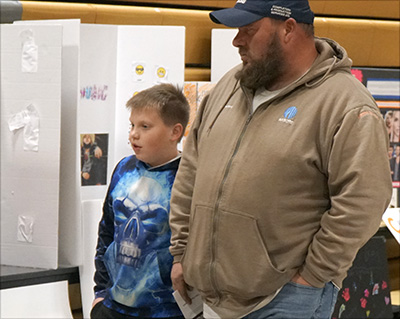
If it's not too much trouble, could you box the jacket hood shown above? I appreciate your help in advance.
[302,37,353,88]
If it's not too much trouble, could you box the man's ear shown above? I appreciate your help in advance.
[171,123,184,142]
[282,18,296,43]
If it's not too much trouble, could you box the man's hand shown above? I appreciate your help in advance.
[171,262,192,304]
[291,273,314,287]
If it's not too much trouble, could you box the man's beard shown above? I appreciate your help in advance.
[235,32,285,91]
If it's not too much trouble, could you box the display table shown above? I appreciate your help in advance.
[0,265,79,290]
[0,265,79,318]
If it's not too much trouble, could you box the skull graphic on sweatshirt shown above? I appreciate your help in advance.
[113,176,170,269]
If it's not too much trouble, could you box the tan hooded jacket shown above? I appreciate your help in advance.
[169,37,392,310]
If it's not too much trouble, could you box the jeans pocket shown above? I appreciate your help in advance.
[288,281,323,290]
[90,301,103,319]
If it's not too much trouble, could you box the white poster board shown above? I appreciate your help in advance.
[1,24,63,269]
[15,19,83,267]
[79,200,103,319]
[211,28,241,83]
[79,24,118,202]
[114,25,185,163]
[79,25,185,202]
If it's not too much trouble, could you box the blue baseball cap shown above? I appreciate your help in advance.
[210,0,314,28]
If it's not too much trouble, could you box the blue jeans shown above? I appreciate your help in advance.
[243,281,339,319]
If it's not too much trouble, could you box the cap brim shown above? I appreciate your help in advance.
[210,8,264,28]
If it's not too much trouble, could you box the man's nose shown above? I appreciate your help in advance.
[232,29,245,48]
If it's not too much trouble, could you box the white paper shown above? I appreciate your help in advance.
[173,288,203,319]
[203,302,222,319]
[382,208,400,244]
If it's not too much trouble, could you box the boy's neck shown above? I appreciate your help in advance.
[147,153,181,170]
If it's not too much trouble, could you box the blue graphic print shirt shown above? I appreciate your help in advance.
[94,155,182,318]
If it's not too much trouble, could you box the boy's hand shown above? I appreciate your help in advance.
[92,297,104,309]
[171,262,192,305]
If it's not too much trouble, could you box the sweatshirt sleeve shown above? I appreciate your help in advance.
[300,106,393,288]
[93,177,115,298]
[169,95,209,263]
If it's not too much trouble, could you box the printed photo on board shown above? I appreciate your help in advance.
[80,133,108,186]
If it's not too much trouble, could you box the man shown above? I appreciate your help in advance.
[169,0,392,318]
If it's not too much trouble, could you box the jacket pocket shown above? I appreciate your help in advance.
[110,251,175,307]
[182,205,214,292]
[215,209,287,298]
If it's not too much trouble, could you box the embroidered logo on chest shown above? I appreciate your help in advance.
[278,106,297,125]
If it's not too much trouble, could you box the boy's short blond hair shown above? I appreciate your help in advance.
[126,83,190,140]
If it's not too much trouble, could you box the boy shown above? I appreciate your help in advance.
[91,83,190,319]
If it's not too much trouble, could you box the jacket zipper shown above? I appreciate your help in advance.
[210,111,253,304]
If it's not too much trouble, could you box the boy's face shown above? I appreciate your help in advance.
[129,108,179,167]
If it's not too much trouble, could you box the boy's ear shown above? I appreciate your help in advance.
[171,123,184,142]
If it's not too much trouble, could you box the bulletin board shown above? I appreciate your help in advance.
[351,67,400,207]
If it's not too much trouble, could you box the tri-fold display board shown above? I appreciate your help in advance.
[1,21,185,269]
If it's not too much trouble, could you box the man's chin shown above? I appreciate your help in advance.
[235,64,252,81]
[241,61,250,69]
